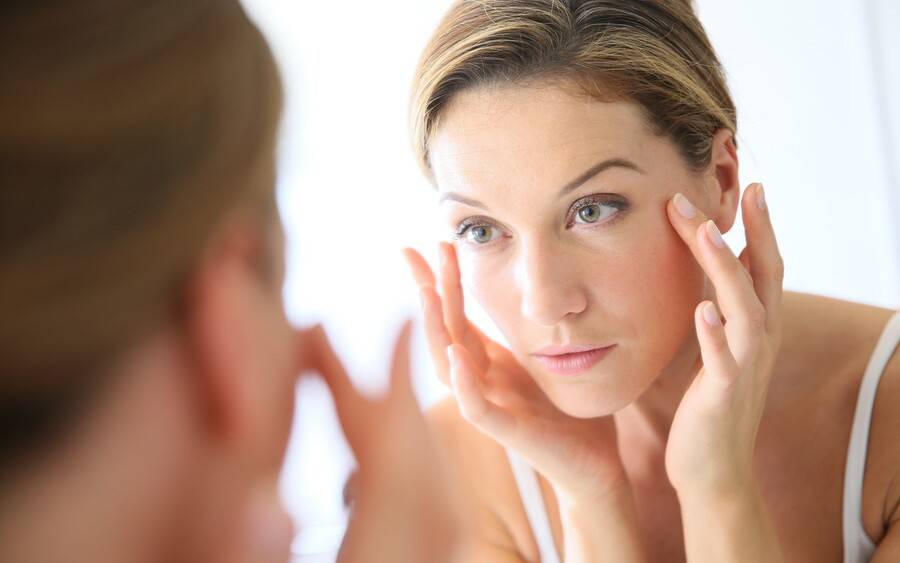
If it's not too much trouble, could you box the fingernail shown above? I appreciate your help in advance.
[705,220,726,248]
[703,302,721,326]
[673,193,696,219]
[756,183,767,211]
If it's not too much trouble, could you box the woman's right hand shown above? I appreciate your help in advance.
[302,322,460,563]
[402,243,629,503]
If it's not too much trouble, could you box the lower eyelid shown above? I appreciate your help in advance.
[570,207,627,229]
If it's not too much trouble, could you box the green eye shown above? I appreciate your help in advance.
[467,225,494,244]
[572,198,624,226]
[578,204,603,223]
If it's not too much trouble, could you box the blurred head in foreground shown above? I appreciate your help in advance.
[0,1,297,560]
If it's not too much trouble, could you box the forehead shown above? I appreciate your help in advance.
[429,82,660,193]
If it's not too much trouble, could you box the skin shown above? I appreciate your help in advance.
[0,204,459,563]
[405,81,900,562]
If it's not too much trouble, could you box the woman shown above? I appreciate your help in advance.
[0,1,455,562]
[403,1,900,561]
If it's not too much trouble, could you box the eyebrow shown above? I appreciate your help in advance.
[438,157,644,211]
[557,157,644,198]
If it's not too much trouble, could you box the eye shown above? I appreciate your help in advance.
[568,195,629,227]
[467,225,496,244]
[454,217,503,246]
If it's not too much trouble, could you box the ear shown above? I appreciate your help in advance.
[181,219,270,449]
[704,128,740,234]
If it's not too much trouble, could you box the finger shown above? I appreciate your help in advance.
[437,243,493,370]
[402,247,437,288]
[738,247,751,276]
[307,326,359,406]
[668,193,766,352]
[305,326,368,449]
[740,183,784,334]
[448,343,517,443]
[419,286,452,383]
[388,319,415,397]
[439,242,467,342]
[697,220,768,356]
[694,301,740,391]
[294,325,320,376]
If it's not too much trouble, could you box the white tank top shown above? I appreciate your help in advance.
[506,311,900,563]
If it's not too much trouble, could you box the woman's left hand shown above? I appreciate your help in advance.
[663,183,784,499]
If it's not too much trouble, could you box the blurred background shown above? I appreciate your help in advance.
[238,0,900,560]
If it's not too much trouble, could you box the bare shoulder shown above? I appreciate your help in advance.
[426,397,538,560]
[776,293,894,373]
[774,292,900,543]
[861,305,900,544]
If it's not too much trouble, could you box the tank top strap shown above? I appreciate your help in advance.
[505,448,561,563]
[842,310,900,562]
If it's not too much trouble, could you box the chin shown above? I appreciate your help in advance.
[540,376,641,419]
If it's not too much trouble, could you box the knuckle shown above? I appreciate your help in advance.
[744,302,768,331]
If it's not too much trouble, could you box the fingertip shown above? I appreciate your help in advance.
[741,182,766,215]
[400,246,416,267]
[402,246,437,288]
[439,240,460,270]
[699,300,722,327]
[400,316,415,339]
[438,240,451,258]
[672,192,698,220]
[755,183,767,212]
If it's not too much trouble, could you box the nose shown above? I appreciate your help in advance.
[516,238,588,326]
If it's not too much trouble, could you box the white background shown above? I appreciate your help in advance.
[239,1,900,559]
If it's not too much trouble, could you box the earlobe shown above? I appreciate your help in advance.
[181,224,263,445]
[707,129,740,233]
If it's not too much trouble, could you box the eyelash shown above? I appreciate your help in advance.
[453,193,630,245]
[566,194,629,227]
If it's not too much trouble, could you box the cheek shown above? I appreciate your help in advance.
[609,220,705,370]
[458,248,521,328]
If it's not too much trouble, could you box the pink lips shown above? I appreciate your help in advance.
[531,344,616,376]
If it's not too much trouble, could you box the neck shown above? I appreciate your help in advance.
[0,336,216,563]
[615,326,703,488]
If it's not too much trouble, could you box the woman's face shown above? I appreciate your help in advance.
[429,82,715,418]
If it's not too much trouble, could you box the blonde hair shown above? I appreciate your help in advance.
[0,0,282,462]
[411,0,736,180]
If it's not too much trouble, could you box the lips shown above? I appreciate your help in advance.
[531,344,616,376]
